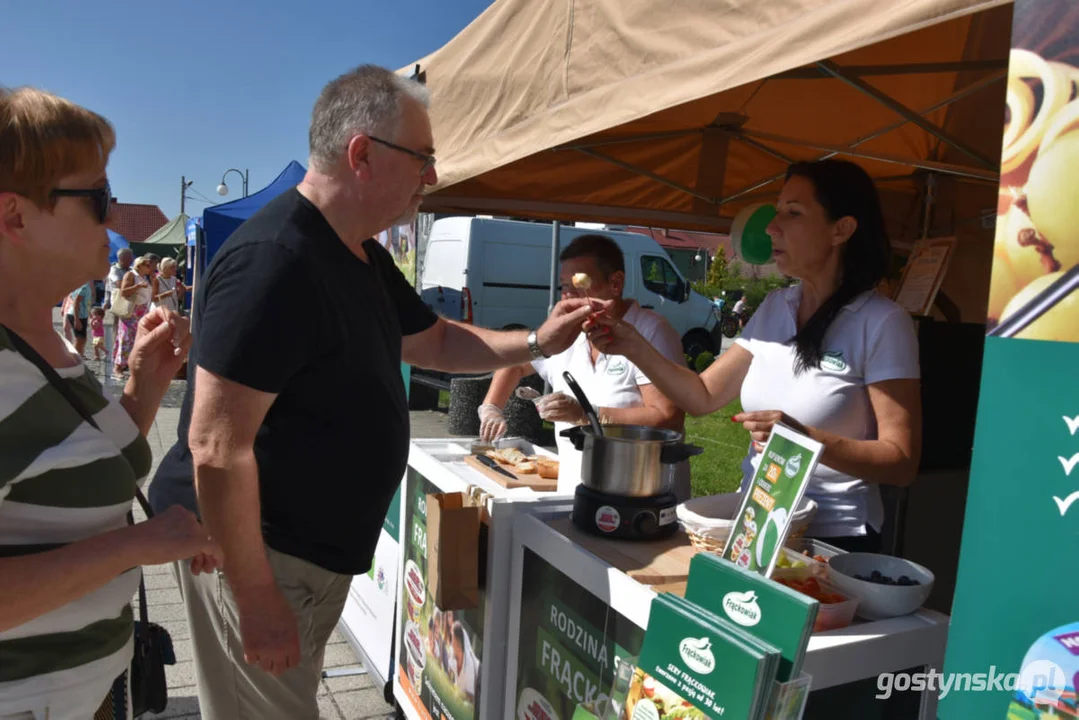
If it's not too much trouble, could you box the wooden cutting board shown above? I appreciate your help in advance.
[547,517,696,595]
[463,454,559,491]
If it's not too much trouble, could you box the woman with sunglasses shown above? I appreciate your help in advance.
[0,87,221,720]
[113,256,153,379]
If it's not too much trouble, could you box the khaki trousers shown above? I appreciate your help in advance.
[174,548,351,720]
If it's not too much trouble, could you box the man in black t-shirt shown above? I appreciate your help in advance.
[149,65,595,720]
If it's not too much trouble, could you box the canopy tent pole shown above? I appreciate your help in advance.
[735,128,1000,182]
[815,59,998,170]
[720,69,1006,203]
[773,57,1008,80]
[572,148,718,204]
[545,220,561,395]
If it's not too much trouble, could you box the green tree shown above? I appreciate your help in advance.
[706,247,730,288]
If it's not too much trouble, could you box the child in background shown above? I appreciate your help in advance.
[89,306,106,361]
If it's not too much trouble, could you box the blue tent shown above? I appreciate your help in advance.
[107,229,130,264]
[201,160,306,264]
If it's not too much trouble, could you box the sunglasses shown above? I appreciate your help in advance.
[367,135,436,176]
[50,182,112,224]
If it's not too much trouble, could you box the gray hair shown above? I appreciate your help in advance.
[309,65,430,172]
[117,248,133,260]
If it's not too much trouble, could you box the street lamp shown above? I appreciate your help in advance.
[217,168,249,198]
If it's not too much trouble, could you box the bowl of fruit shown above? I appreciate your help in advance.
[826,553,934,620]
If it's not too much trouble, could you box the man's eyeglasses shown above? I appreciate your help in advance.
[367,135,436,176]
[50,183,112,224]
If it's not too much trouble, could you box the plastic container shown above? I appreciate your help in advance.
[773,576,860,632]
[785,537,847,562]
[765,671,813,720]
[771,546,828,580]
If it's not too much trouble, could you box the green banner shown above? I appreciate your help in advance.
[943,2,1079,716]
[396,468,487,720]
[515,548,645,719]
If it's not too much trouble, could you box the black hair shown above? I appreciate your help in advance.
[559,233,625,278]
[452,622,466,648]
[784,160,890,374]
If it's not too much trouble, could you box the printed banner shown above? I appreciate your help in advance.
[397,468,486,720]
[943,2,1079,717]
[515,547,645,720]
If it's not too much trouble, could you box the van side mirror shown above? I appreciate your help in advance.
[682,282,691,302]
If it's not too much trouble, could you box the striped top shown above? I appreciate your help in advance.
[0,327,152,716]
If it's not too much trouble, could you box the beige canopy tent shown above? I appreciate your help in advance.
[404,0,1015,319]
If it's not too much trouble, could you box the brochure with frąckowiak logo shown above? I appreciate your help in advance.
[720,424,823,576]
[684,552,818,683]
[627,593,782,720]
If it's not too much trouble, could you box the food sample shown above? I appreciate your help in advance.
[571,272,592,289]
[536,457,559,479]
[852,570,921,586]
[483,448,560,478]
[485,448,527,465]
[775,577,847,604]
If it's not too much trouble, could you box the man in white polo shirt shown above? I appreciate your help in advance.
[478,234,690,499]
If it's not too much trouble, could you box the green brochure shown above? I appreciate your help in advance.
[721,424,823,575]
[630,593,780,720]
[685,552,818,682]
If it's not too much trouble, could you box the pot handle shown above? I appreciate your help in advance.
[559,426,586,451]
[661,443,705,464]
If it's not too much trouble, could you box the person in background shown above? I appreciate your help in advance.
[89,305,106,360]
[0,85,220,720]
[104,247,133,373]
[60,291,74,343]
[151,257,185,314]
[145,252,160,277]
[113,256,152,379]
[66,280,92,356]
[478,234,689,499]
[149,64,593,720]
[732,293,748,327]
[589,159,921,553]
[104,247,132,312]
[450,622,478,705]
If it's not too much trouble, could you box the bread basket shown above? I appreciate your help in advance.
[677,492,818,554]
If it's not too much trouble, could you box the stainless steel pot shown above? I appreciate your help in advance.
[561,425,704,497]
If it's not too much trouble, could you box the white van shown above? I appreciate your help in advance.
[419,217,722,358]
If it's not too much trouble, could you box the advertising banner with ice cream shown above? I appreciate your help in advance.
[942,1,1079,716]
[396,468,486,720]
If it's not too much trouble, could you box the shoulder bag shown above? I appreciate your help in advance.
[3,326,174,717]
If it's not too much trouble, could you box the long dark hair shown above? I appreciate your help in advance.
[785,160,891,374]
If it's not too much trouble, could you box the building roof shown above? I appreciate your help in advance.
[110,202,168,243]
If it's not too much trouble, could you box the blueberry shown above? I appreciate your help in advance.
[870,570,882,580]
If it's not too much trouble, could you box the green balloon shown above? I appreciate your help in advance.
[739,204,775,265]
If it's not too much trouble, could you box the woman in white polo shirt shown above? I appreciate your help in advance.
[589,160,921,552]
[478,234,690,499]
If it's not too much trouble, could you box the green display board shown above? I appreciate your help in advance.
[943,2,1079,715]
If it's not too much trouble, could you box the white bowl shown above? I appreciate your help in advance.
[826,553,934,620]
[677,492,817,539]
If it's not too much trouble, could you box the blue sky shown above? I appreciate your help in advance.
[3,0,494,220]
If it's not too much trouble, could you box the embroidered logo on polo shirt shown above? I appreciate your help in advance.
[605,359,628,376]
[821,351,848,373]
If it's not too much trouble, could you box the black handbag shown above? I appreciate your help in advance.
[4,327,175,716]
